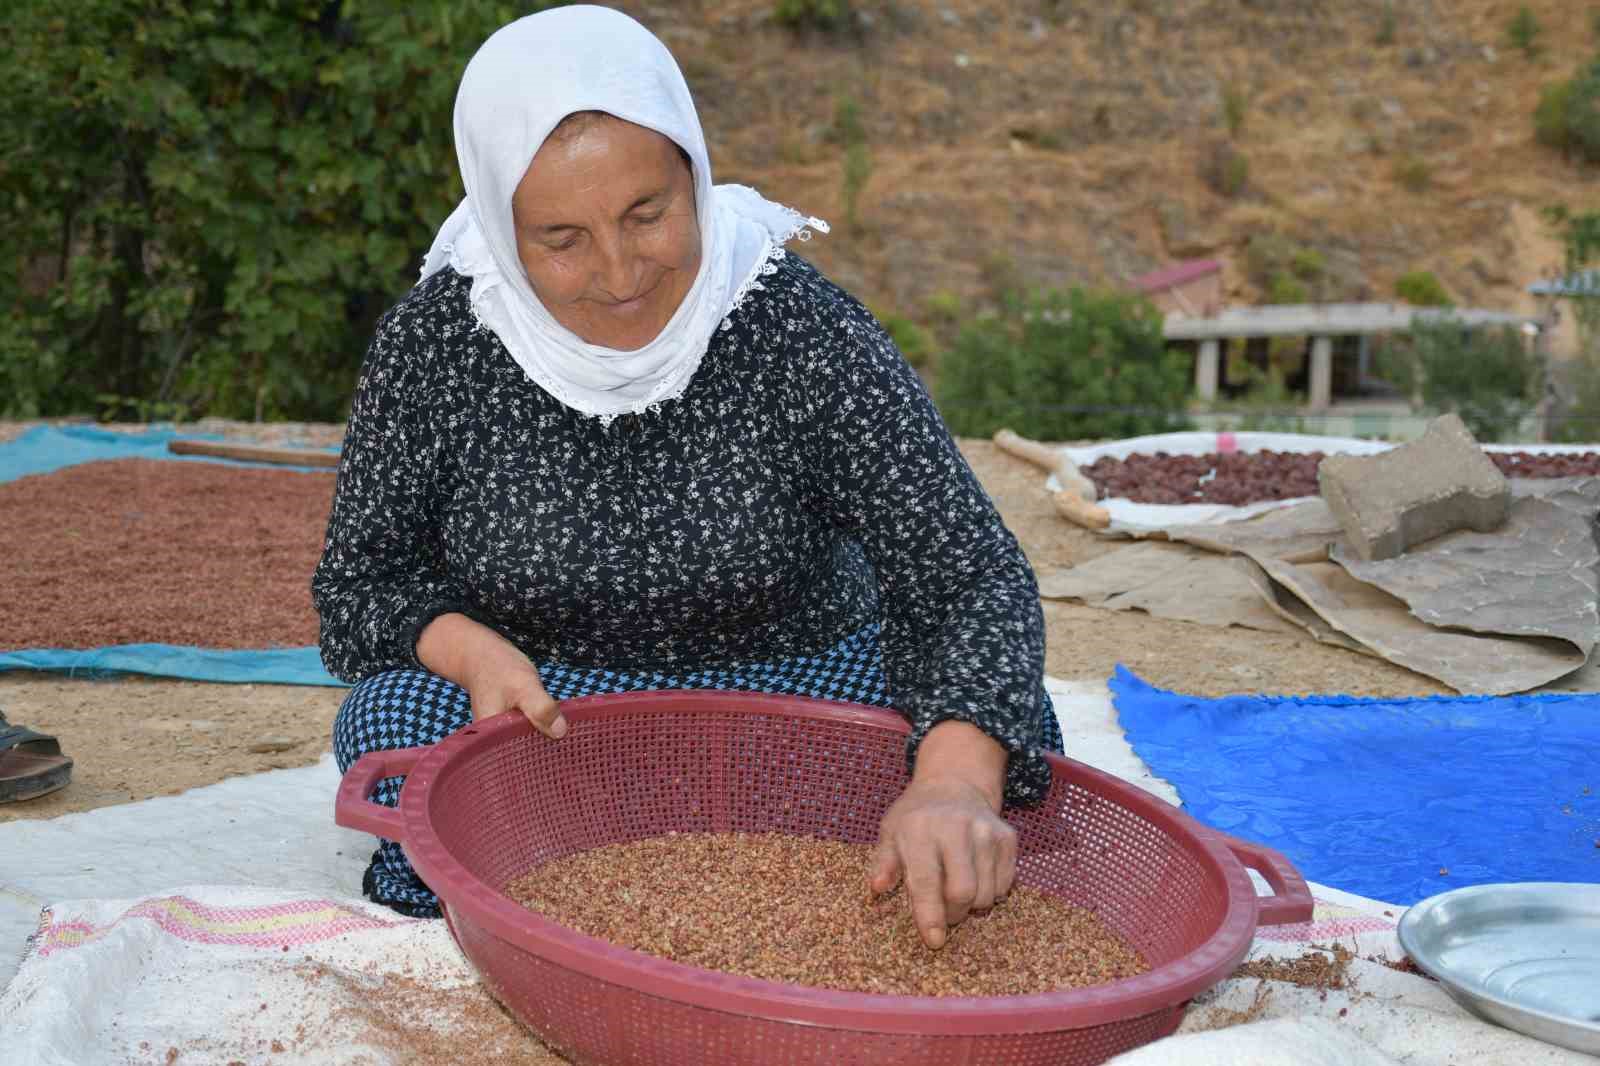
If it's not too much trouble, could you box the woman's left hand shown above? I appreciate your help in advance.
[869,720,1016,949]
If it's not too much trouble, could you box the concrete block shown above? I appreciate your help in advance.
[1318,413,1510,561]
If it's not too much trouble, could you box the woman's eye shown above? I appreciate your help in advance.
[633,212,665,226]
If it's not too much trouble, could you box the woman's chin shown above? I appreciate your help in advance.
[587,320,663,351]
[571,299,677,351]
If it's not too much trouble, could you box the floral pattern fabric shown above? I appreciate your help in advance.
[312,252,1051,803]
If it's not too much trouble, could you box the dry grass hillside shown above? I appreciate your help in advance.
[618,0,1596,328]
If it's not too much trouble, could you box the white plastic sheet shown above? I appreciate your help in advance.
[1050,430,1600,531]
[4,682,1591,1065]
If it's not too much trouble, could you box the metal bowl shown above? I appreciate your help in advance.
[1397,882,1600,1056]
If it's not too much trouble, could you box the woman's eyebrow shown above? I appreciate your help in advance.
[532,190,672,237]
[625,189,670,212]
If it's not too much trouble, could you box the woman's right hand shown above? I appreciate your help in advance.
[416,613,567,738]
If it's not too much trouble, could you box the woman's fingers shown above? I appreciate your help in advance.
[513,675,565,738]
[967,821,1002,914]
[868,840,901,896]
[468,686,509,721]
[466,662,565,738]
[995,823,1019,899]
[874,779,1020,949]
[938,834,979,930]
[899,836,951,949]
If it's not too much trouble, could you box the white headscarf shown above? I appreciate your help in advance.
[420,5,827,419]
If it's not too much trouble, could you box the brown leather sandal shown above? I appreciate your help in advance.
[0,711,73,802]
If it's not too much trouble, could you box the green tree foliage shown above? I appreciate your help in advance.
[1384,315,1540,442]
[1534,54,1600,164]
[1547,357,1600,442]
[1220,362,1308,434]
[2,0,560,421]
[1536,79,1577,152]
[935,287,1192,441]
[873,310,933,369]
[773,0,853,32]
[1245,233,1329,303]
[1543,204,1600,440]
[1506,5,1543,57]
[1394,270,1453,307]
[1546,204,1600,357]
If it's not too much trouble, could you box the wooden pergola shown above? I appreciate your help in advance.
[1163,304,1542,410]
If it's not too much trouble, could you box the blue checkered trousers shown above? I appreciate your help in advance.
[333,622,1064,917]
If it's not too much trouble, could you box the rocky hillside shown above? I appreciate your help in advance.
[617,0,1595,327]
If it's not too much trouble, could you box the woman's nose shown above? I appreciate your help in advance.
[592,229,642,301]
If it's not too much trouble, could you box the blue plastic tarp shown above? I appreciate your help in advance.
[0,424,335,481]
[1,425,345,687]
[1110,665,1600,905]
[0,646,341,687]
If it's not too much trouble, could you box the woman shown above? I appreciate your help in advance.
[313,4,1062,950]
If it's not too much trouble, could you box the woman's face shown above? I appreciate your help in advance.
[511,116,702,351]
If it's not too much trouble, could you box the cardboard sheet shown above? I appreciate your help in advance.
[1042,474,1600,694]
[1252,557,1585,695]
[1037,543,1300,635]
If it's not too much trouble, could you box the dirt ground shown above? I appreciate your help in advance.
[0,426,1447,824]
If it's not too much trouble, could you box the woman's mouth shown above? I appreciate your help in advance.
[606,279,660,314]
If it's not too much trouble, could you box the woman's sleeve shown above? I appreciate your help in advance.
[311,302,477,683]
[792,281,1053,806]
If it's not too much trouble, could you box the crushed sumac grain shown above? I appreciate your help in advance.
[0,458,333,650]
[1232,943,1352,998]
[505,832,1149,997]
[1082,449,1600,506]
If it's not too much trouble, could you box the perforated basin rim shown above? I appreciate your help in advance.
[336,690,1312,1066]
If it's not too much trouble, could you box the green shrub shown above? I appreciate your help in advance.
[1547,355,1600,442]
[979,254,1025,304]
[1221,81,1249,139]
[1376,3,1397,45]
[1218,363,1309,434]
[1506,5,1543,57]
[1266,274,1310,305]
[843,143,873,233]
[1246,233,1329,297]
[934,287,1193,441]
[831,95,873,232]
[774,0,853,32]
[875,310,934,369]
[1199,140,1250,197]
[1383,315,1540,442]
[1536,79,1577,152]
[1288,248,1327,282]
[1544,204,1600,358]
[1395,270,1453,307]
[1567,57,1600,162]
[1008,126,1067,151]
[1534,56,1600,163]
[1223,153,1251,197]
[3,0,564,422]
[1392,153,1433,192]
[924,290,964,327]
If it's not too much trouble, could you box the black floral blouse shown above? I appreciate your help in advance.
[312,252,1050,804]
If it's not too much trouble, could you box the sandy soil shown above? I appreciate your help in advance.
[0,426,1445,822]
